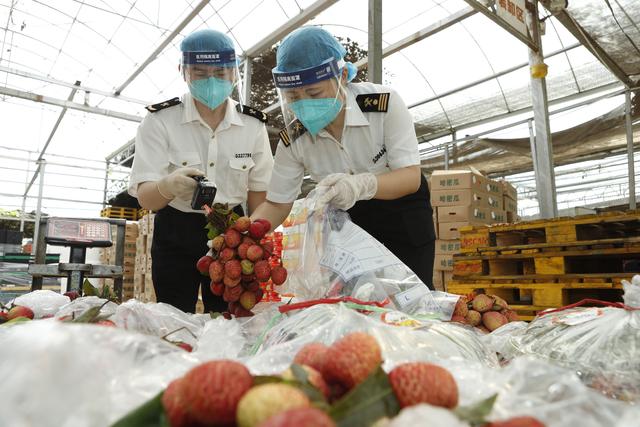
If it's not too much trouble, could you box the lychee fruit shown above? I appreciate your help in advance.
[254,260,271,282]
[96,319,116,327]
[7,306,34,320]
[238,243,251,260]
[219,247,236,262]
[244,280,261,293]
[241,260,254,275]
[242,273,256,283]
[246,245,264,262]
[175,342,193,352]
[161,378,197,427]
[254,288,264,303]
[491,295,509,310]
[242,236,257,246]
[63,291,79,301]
[323,332,382,390]
[259,407,336,427]
[224,275,241,288]
[502,309,520,322]
[477,326,491,334]
[0,312,8,324]
[388,362,459,409]
[239,291,257,310]
[450,315,467,324]
[452,296,468,317]
[181,360,253,425]
[225,259,242,279]
[236,383,310,427]
[211,235,225,251]
[487,416,546,427]
[282,365,330,399]
[293,342,329,374]
[255,218,272,233]
[223,284,243,302]
[261,241,274,257]
[234,216,251,233]
[248,222,267,240]
[196,255,214,275]
[235,306,255,317]
[209,260,225,282]
[270,266,287,286]
[472,294,494,313]
[210,281,224,296]
[224,229,242,248]
[482,311,508,331]
[465,310,482,326]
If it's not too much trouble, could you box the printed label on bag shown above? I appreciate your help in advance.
[551,307,605,326]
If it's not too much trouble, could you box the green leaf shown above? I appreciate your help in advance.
[1,316,31,326]
[83,279,97,296]
[329,366,400,427]
[110,391,169,427]
[207,228,219,240]
[453,394,498,426]
[72,301,110,323]
[289,364,327,406]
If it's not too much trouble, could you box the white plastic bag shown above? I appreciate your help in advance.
[283,191,454,319]
[508,277,640,401]
[54,296,117,320]
[13,289,70,318]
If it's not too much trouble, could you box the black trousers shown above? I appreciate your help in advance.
[347,175,436,289]
[150,205,242,313]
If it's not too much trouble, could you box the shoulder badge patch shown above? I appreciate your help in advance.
[145,97,181,113]
[356,93,390,112]
[279,121,307,147]
[237,104,268,123]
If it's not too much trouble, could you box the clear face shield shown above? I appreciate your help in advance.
[181,49,244,110]
[272,58,347,138]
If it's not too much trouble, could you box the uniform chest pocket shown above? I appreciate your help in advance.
[227,157,255,195]
[168,151,201,171]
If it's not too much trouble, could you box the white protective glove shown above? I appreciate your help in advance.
[315,172,378,211]
[156,167,204,201]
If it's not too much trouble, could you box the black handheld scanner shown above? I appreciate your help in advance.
[191,176,217,210]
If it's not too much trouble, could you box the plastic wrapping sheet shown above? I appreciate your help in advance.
[54,296,118,320]
[192,316,246,361]
[0,321,198,427]
[508,278,640,401]
[244,303,499,377]
[111,299,207,347]
[13,289,70,318]
[481,321,528,361]
[282,190,456,320]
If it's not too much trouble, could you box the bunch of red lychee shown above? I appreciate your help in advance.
[196,217,288,318]
[450,294,520,332]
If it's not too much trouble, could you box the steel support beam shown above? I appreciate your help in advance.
[0,85,142,122]
[355,7,477,70]
[242,60,253,105]
[540,1,634,88]
[31,159,46,257]
[242,0,340,58]
[114,0,211,95]
[528,1,556,217]
[463,0,538,51]
[367,0,382,83]
[626,90,636,209]
[0,65,149,105]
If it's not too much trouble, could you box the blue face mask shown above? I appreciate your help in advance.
[289,98,343,136]
[189,77,233,110]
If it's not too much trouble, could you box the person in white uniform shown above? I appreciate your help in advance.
[129,29,273,312]
[252,27,435,288]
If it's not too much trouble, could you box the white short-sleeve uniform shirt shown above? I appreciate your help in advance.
[267,82,420,204]
[129,93,274,213]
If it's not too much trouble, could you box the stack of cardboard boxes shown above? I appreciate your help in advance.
[429,170,517,291]
[98,222,138,300]
[133,213,156,303]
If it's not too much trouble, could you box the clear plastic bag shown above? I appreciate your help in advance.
[245,303,499,376]
[282,191,455,319]
[481,321,528,361]
[54,296,118,320]
[508,277,640,401]
[13,289,70,318]
[0,320,198,427]
[112,299,207,347]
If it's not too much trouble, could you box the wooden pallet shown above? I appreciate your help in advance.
[460,210,640,252]
[453,240,640,276]
[450,272,632,285]
[100,206,138,220]
[446,279,625,320]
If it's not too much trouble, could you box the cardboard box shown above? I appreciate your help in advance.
[443,271,453,286]
[435,239,461,255]
[439,222,478,240]
[489,209,507,224]
[434,254,454,271]
[485,179,502,198]
[485,194,503,210]
[430,170,487,192]
[438,205,492,224]
[431,189,486,207]
[432,271,444,290]
[500,180,518,201]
